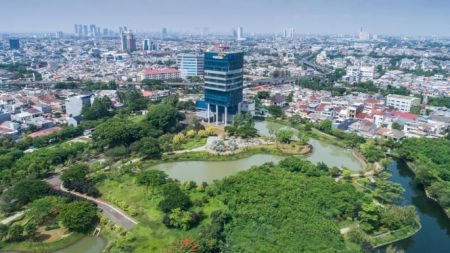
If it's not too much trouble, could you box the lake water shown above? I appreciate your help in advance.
[377,160,450,252]
[151,120,362,183]
[1,236,107,253]
[151,154,282,183]
[254,120,362,171]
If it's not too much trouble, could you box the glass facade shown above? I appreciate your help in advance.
[204,51,243,114]
[177,54,204,78]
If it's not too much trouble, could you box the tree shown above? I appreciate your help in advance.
[59,201,98,233]
[391,122,404,131]
[225,113,257,138]
[173,133,186,149]
[358,203,380,232]
[1,179,51,213]
[297,132,310,145]
[163,208,200,230]
[267,105,284,118]
[275,129,294,143]
[27,196,67,225]
[8,224,23,242]
[380,205,417,230]
[82,96,113,120]
[137,170,168,195]
[158,183,192,213]
[318,119,332,133]
[92,118,149,148]
[147,104,183,133]
[256,91,270,99]
[0,224,8,241]
[24,222,38,240]
[61,164,89,182]
[136,137,161,159]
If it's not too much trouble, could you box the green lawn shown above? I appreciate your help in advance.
[180,137,207,150]
[96,174,224,253]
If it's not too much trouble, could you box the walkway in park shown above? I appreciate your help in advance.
[45,175,138,230]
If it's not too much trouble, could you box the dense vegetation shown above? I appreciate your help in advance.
[0,63,42,81]
[397,138,450,211]
[428,96,450,108]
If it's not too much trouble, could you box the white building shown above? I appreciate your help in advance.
[65,94,92,117]
[140,68,180,80]
[176,54,204,79]
[386,94,420,112]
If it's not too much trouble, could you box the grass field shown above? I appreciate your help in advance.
[96,173,224,252]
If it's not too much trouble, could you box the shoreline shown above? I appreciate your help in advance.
[405,161,450,220]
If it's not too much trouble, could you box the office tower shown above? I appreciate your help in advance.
[9,39,20,50]
[358,28,370,41]
[0,42,4,50]
[288,28,294,39]
[204,46,244,125]
[83,25,88,36]
[177,53,204,79]
[120,32,128,51]
[74,24,78,34]
[56,31,64,39]
[78,24,83,36]
[120,31,136,52]
[150,41,159,51]
[283,28,294,38]
[162,28,167,38]
[143,39,150,51]
[103,28,108,36]
[236,26,244,41]
[90,24,96,36]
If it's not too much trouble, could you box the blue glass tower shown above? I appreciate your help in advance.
[204,50,243,125]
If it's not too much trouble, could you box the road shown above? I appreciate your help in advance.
[46,175,138,230]
[1,211,24,225]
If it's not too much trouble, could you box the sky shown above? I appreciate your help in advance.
[0,0,449,36]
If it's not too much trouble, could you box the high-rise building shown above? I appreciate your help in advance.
[236,26,245,41]
[89,24,96,36]
[204,46,244,125]
[150,41,159,51]
[56,31,64,39]
[9,39,20,50]
[120,31,136,52]
[142,39,150,51]
[358,28,370,41]
[83,25,88,36]
[162,28,168,38]
[283,28,294,38]
[74,24,79,35]
[177,53,204,79]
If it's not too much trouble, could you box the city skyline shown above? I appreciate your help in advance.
[1,0,449,36]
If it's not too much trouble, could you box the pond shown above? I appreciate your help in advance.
[377,160,450,252]
[1,236,107,253]
[254,120,362,171]
[151,154,282,183]
[151,120,363,183]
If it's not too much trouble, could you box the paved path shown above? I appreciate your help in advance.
[1,211,24,225]
[46,175,138,230]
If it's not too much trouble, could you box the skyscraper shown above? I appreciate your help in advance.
[283,28,294,39]
[120,31,136,52]
[204,46,244,125]
[162,28,168,38]
[9,39,20,50]
[236,27,245,41]
[142,39,150,51]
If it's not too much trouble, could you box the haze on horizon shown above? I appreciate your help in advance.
[1,0,449,36]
